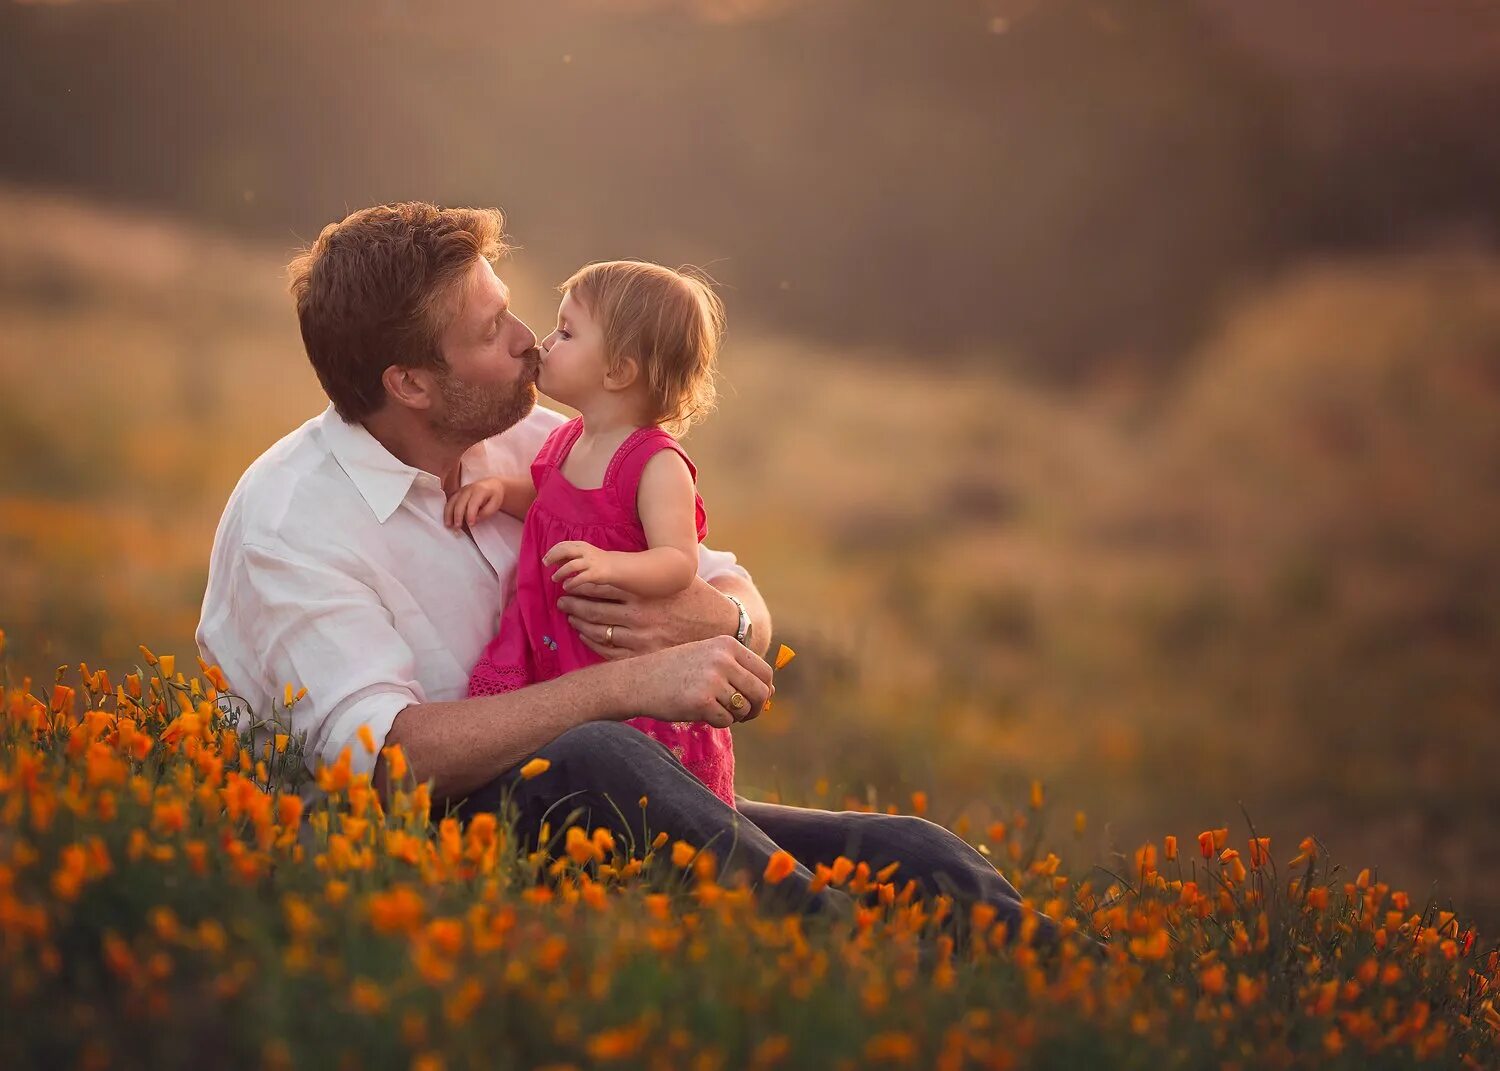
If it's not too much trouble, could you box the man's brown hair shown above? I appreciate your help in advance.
[562,261,724,435]
[287,203,508,422]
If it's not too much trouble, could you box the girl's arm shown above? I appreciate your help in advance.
[443,474,537,529]
[544,451,699,597]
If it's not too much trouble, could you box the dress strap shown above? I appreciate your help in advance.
[529,417,585,490]
[608,427,708,542]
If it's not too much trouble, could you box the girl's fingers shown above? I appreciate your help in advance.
[563,567,601,592]
[543,541,581,565]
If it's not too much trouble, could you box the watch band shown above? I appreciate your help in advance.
[724,593,752,646]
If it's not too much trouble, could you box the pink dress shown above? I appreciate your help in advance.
[467,417,736,806]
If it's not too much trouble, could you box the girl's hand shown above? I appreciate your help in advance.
[543,540,614,591]
[444,479,507,529]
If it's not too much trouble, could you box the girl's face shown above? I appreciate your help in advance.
[538,290,610,408]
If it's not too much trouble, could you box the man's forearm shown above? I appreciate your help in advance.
[376,662,628,805]
[708,573,772,657]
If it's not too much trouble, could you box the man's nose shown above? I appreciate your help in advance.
[512,321,539,358]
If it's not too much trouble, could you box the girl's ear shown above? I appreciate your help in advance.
[382,364,437,411]
[604,354,640,392]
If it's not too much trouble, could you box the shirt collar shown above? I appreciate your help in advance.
[317,405,422,524]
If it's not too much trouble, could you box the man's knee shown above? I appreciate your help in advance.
[842,812,948,856]
[537,721,658,780]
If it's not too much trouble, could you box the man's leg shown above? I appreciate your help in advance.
[438,722,846,915]
[734,798,1057,942]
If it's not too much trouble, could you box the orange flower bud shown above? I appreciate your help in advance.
[763,850,797,885]
[519,758,551,780]
[1249,837,1271,869]
[381,744,408,783]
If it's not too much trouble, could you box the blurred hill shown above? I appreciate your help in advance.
[2,0,1497,382]
[2,188,1498,926]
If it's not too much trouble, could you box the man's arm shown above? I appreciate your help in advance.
[708,573,771,658]
[209,542,772,807]
[377,670,617,805]
[378,635,771,804]
[557,566,773,661]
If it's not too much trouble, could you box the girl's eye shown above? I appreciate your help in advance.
[557,329,571,341]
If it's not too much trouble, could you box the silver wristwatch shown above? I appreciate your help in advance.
[724,593,753,647]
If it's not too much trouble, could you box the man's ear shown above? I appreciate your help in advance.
[603,355,640,392]
[381,364,437,411]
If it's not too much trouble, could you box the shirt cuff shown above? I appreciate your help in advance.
[316,689,416,778]
[697,545,750,585]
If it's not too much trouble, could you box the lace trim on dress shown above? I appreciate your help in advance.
[467,656,530,698]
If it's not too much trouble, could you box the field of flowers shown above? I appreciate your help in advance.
[2,633,1497,1070]
[4,190,1500,932]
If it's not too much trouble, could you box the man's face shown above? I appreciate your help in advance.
[429,257,540,446]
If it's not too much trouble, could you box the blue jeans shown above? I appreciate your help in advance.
[441,721,1054,939]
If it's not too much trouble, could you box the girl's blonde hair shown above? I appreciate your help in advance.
[561,260,724,435]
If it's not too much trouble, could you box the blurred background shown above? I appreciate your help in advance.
[2,0,1498,924]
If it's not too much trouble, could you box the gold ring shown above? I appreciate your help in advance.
[729,692,746,711]
[605,625,615,645]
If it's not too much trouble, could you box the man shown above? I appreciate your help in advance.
[198,202,1048,932]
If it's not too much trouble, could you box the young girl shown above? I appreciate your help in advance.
[444,260,738,805]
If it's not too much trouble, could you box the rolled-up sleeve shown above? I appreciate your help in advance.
[697,543,750,585]
[228,542,422,777]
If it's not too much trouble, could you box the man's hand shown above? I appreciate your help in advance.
[444,478,507,529]
[558,575,740,653]
[624,635,774,727]
[543,540,618,592]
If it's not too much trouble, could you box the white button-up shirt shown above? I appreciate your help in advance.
[196,404,748,783]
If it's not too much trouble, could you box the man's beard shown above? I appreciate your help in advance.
[429,354,538,446]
